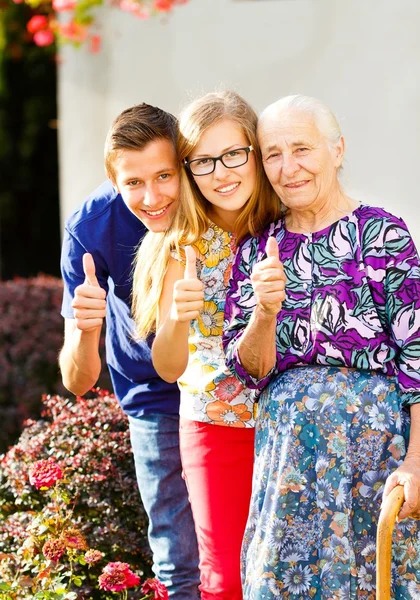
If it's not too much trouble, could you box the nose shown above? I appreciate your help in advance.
[282,154,300,177]
[143,184,160,208]
[213,157,231,180]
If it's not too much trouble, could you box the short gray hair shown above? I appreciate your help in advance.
[260,94,342,145]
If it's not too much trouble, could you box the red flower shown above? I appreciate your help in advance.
[141,578,169,600]
[29,458,63,489]
[60,527,88,550]
[57,20,88,43]
[153,0,174,11]
[42,538,66,562]
[26,15,48,34]
[89,34,101,54]
[214,376,245,402]
[98,562,140,592]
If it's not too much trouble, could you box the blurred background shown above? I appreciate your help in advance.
[0,0,419,449]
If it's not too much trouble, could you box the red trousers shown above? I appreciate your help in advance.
[179,418,255,600]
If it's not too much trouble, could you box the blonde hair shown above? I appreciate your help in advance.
[132,90,281,339]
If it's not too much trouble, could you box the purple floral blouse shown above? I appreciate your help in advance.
[223,205,420,406]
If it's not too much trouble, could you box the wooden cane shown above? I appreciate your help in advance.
[376,484,405,600]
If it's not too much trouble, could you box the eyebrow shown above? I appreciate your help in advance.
[191,143,245,159]
[263,140,311,153]
[122,167,176,182]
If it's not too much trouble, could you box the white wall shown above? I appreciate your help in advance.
[58,0,420,244]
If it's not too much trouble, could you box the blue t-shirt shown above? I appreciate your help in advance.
[60,180,180,417]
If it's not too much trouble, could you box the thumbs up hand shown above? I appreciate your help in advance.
[251,237,286,316]
[72,253,107,332]
[171,246,204,323]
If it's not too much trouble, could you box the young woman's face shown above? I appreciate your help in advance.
[188,118,257,223]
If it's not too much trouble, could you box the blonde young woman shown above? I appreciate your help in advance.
[132,91,281,600]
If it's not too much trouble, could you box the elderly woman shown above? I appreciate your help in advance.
[223,95,420,599]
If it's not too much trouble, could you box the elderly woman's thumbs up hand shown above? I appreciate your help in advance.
[251,237,286,316]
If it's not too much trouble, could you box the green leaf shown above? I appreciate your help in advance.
[72,577,83,587]
[402,340,420,360]
[386,268,406,294]
[362,218,382,249]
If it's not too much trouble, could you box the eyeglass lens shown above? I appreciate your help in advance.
[189,148,249,175]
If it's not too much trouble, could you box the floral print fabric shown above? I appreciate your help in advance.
[243,366,420,600]
[221,205,420,598]
[223,205,420,406]
[177,222,256,427]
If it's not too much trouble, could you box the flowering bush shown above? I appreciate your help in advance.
[13,0,190,51]
[0,390,152,599]
[0,275,110,454]
[0,455,165,599]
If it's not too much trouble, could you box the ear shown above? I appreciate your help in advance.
[333,136,345,169]
[107,173,119,193]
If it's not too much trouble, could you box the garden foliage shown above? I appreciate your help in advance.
[0,390,152,598]
[0,276,110,454]
[1,0,190,51]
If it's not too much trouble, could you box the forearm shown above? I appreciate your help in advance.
[152,318,190,383]
[237,305,277,379]
[59,326,102,395]
[406,403,420,460]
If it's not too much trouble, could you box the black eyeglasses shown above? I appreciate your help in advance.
[184,145,253,176]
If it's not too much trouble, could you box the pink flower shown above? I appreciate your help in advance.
[84,549,103,564]
[52,0,77,10]
[98,562,140,592]
[33,29,55,47]
[26,15,49,34]
[119,0,150,17]
[214,376,245,402]
[141,578,169,599]
[42,538,66,562]
[29,458,63,489]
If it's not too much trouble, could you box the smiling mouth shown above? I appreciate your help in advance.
[285,181,309,189]
[215,182,240,194]
[142,204,171,217]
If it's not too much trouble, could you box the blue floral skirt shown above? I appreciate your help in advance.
[242,366,420,600]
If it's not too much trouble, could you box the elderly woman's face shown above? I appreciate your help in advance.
[257,109,344,213]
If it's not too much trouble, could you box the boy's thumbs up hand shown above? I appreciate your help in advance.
[171,246,204,323]
[72,253,107,332]
[251,237,286,316]
[83,253,100,287]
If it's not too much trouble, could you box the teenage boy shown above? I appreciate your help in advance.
[59,104,200,599]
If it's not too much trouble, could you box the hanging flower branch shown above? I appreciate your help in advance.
[15,0,189,52]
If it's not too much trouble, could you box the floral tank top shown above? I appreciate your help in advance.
[176,222,256,427]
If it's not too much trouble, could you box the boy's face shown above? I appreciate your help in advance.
[112,139,180,232]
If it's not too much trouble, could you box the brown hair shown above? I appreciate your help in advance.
[104,103,177,180]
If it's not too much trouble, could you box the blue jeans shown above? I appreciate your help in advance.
[128,414,200,599]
